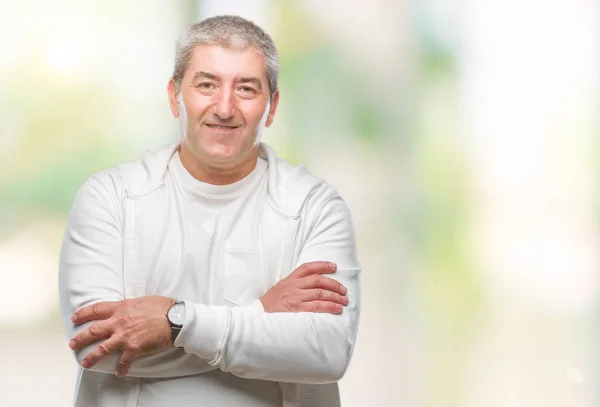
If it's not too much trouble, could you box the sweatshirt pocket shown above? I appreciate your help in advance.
[223,240,267,306]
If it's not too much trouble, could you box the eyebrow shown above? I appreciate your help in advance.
[191,71,263,90]
[192,71,218,82]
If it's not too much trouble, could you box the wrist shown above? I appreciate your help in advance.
[167,301,186,346]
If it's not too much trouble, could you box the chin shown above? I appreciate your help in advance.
[200,144,241,164]
[185,136,256,166]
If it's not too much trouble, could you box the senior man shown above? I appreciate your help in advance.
[59,15,361,407]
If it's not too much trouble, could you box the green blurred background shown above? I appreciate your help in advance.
[0,1,598,406]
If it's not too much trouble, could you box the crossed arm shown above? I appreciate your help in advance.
[59,175,361,383]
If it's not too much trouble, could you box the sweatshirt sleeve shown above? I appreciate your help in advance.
[58,171,215,378]
[176,194,362,384]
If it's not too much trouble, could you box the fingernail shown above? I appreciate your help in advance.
[71,314,78,323]
[329,262,337,270]
[82,360,90,369]
[335,304,343,313]
[342,296,349,304]
[116,372,123,378]
[69,340,76,349]
[341,285,347,295]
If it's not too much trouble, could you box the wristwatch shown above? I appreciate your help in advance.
[167,301,186,345]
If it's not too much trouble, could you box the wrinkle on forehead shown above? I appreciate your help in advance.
[187,44,267,87]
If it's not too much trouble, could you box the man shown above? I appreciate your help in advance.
[59,15,361,407]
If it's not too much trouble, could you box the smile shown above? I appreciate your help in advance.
[205,124,240,130]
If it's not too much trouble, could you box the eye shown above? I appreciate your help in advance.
[197,82,215,91]
[238,86,257,95]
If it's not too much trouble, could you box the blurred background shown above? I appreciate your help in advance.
[0,0,598,406]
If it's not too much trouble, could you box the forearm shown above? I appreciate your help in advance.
[176,267,361,384]
[174,194,363,383]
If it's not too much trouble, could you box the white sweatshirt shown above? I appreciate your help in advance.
[58,142,361,407]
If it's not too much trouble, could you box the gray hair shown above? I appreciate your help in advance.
[172,15,279,100]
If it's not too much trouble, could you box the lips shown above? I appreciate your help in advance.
[205,124,240,129]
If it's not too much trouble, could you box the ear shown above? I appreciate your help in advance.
[167,79,180,118]
[265,90,280,127]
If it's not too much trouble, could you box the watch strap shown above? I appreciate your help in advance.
[170,325,182,345]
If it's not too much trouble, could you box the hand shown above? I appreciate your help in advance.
[69,295,176,377]
[260,261,348,313]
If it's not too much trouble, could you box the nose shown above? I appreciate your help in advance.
[213,88,236,120]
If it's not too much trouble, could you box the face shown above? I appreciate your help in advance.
[168,44,279,170]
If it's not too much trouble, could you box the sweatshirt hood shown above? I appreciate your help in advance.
[117,142,325,219]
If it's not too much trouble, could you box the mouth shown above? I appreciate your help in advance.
[204,124,240,131]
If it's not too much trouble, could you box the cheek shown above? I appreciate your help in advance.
[183,96,212,121]
[241,102,270,126]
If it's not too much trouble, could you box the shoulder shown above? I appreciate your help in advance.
[70,168,126,227]
[260,143,337,217]
[115,142,179,197]
[269,150,350,226]
[70,140,176,214]
[303,182,352,229]
[75,142,179,203]
[85,167,125,194]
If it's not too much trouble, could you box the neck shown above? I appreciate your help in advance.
[178,144,259,186]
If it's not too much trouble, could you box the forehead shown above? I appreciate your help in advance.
[185,44,267,81]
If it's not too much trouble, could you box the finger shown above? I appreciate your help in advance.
[81,336,122,369]
[116,351,137,378]
[293,261,337,278]
[299,274,347,295]
[70,321,114,350]
[301,288,348,305]
[72,301,121,325]
[301,300,343,314]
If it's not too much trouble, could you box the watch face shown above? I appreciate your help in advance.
[168,303,186,326]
